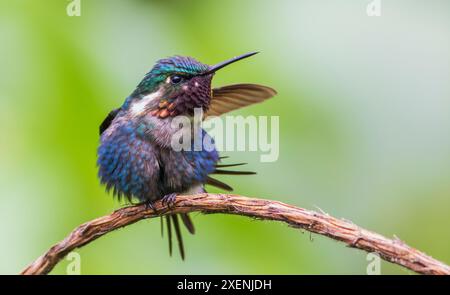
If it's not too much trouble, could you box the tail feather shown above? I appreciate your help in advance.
[215,163,247,168]
[166,216,172,256]
[160,157,255,260]
[164,214,195,260]
[213,169,256,175]
[214,159,256,176]
[180,213,195,234]
[171,215,185,260]
[206,176,233,191]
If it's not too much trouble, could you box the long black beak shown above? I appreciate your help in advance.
[203,51,259,75]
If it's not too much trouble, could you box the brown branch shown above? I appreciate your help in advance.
[21,193,450,275]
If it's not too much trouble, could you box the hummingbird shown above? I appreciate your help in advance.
[97,52,277,259]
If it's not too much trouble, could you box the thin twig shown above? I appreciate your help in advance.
[20,194,450,275]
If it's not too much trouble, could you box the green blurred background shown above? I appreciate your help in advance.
[1,0,449,274]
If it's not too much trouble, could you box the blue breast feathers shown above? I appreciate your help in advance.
[97,122,161,202]
[98,121,219,202]
[159,129,219,193]
[184,130,219,182]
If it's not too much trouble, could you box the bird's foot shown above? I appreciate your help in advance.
[161,193,177,209]
[144,200,158,214]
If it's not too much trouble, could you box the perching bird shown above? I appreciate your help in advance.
[97,52,276,259]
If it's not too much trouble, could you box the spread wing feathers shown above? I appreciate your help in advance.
[205,84,277,118]
[99,108,120,135]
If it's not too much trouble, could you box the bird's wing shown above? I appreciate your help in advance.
[205,83,276,118]
[99,108,120,135]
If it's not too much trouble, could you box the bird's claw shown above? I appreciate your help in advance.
[144,201,158,213]
[161,193,177,209]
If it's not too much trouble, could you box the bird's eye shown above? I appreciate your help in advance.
[170,75,183,84]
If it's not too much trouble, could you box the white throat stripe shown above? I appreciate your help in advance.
[131,89,161,116]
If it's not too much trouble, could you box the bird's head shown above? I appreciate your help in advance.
[123,52,258,118]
